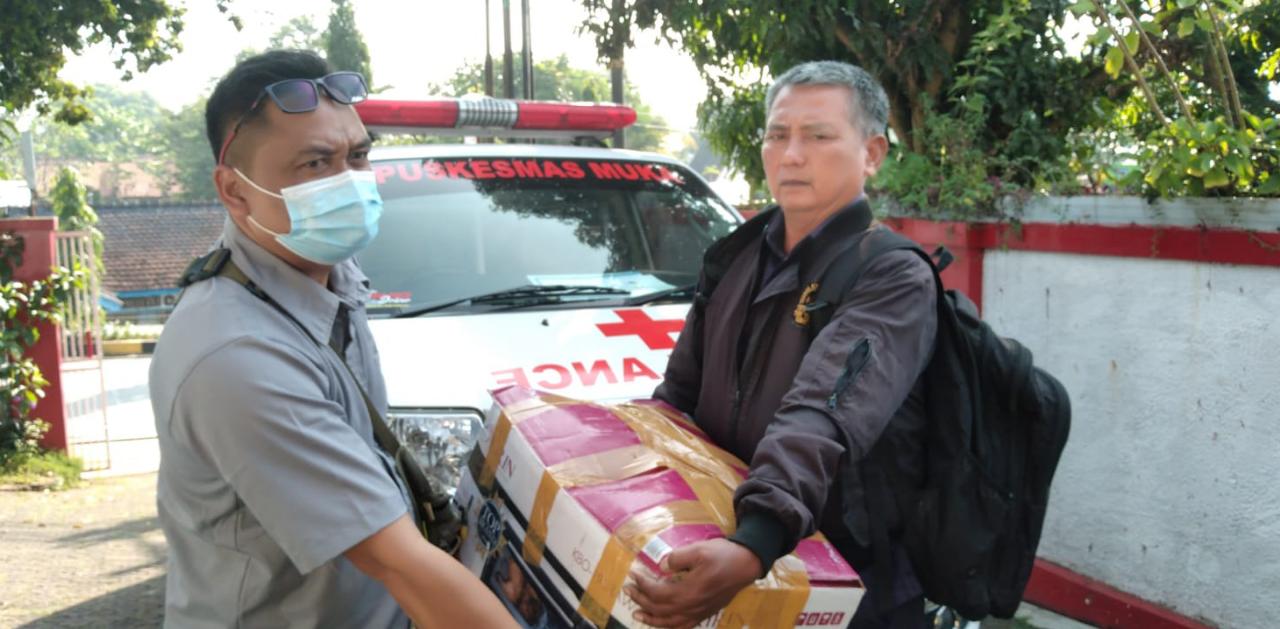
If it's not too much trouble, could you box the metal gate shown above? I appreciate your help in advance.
[55,231,111,471]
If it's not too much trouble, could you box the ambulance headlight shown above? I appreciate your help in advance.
[387,409,483,493]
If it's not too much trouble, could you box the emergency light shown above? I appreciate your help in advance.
[355,97,637,139]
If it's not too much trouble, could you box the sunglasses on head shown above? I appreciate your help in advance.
[217,71,370,165]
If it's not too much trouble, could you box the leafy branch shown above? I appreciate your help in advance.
[0,232,88,467]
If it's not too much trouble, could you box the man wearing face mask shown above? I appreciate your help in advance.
[148,50,517,628]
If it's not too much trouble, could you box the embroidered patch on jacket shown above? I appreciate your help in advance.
[793,282,821,327]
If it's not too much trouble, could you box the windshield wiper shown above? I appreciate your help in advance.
[622,283,697,306]
[393,284,631,318]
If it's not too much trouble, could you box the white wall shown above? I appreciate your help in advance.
[982,249,1280,627]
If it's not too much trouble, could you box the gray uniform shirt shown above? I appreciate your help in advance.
[150,220,411,628]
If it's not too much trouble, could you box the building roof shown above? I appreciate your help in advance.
[33,159,179,200]
[95,201,225,295]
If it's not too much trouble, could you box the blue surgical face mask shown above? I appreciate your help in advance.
[235,168,383,265]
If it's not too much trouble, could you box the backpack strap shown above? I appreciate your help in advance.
[794,230,959,610]
[804,229,946,337]
[692,206,780,317]
[178,249,462,553]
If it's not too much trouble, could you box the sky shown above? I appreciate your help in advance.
[59,0,710,132]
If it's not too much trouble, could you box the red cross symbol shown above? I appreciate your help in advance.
[596,309,686,351]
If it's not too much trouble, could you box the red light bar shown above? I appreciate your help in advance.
[513,102,636,131]
[355,98,636,139]
[357,99,460,128]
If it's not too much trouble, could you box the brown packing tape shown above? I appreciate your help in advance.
[716,590,761,629]
[515,401,668,573]
[483,392,828,627]
[675,468,738,531]
[718,554,811,628]
[545,444,666,488]
[611,500,723,554]
[479,395,581,489]
[617,402,738,461]
[577,500,722,628]
[522,470,559,566]
[477,412,511,490]
[578,536,634,628]
[612,404,745,489]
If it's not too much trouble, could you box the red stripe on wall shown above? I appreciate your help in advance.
[888,218,1280,268]
[1025,559,1214,629]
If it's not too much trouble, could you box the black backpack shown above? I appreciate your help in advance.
[696,209,1071,619]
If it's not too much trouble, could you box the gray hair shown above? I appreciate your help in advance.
[765,61,889,138]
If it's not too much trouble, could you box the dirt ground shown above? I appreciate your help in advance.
[0,473,164,628]
[0,472,1083,629]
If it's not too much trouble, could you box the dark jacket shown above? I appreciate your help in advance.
[655,200,936,592]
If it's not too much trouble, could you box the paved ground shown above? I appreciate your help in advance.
[23,359,1097,628]
[0,470,1091,628]
[64,356,160,478]
[0,474,164,628]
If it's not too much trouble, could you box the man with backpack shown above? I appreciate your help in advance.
[623,60,936,628]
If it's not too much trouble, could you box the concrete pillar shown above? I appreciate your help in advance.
[1,217,68,451]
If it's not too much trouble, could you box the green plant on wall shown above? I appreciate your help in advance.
[0,231,86,486]
[1069,0,1280,198]
[872,96,1006,220]
[49,167,105,273]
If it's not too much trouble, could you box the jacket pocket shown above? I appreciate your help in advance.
[828,337,872,410]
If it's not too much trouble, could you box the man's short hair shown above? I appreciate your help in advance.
[765,61,889,138]
[205,49,333,162]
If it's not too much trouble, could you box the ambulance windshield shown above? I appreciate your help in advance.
[359,157,738,316]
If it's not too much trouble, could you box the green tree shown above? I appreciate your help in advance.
[580,0,1278,206]
[156,98,218,201]
[49,167,105,273]
[323,0,374,85]
[270,15,325,52]
[1065,0,1280,197]
[0,85,172,201]
[579,1,1102,192]
[26,85,166,164]
[431,54,669,152]
[236,15,327,63]
[0,0,193,138]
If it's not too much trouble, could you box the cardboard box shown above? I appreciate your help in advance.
[455,386,863,628]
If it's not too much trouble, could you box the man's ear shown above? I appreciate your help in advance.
[863,134,890,177]
[214,164,251,222]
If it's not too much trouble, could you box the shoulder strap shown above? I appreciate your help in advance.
[693,206,780,316]
[179,250,460,552]
[806,229,955,337]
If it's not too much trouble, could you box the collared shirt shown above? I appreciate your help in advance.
[759,197,865,286]
[150,219,411,629]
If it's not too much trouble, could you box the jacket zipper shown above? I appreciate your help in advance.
[828,338,872,410]
[729,302,784,449]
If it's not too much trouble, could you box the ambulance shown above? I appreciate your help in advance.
[355,98,742,492]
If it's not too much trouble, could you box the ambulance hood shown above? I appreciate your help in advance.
[368,303,691,412]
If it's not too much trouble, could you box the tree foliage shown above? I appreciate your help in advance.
[24,85,166,164]
[270,15,325,52]
[49,167,106,273]
[579,0,1279,209]
[0,232,86,469]
[156,98,218,201]
[324,0,374,85]
[581,1,1098,189]
[0,0,200,139]
[1067,0,1280,198]
[430,54,670,153]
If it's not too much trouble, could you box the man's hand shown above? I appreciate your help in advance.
[624,538,763,629]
